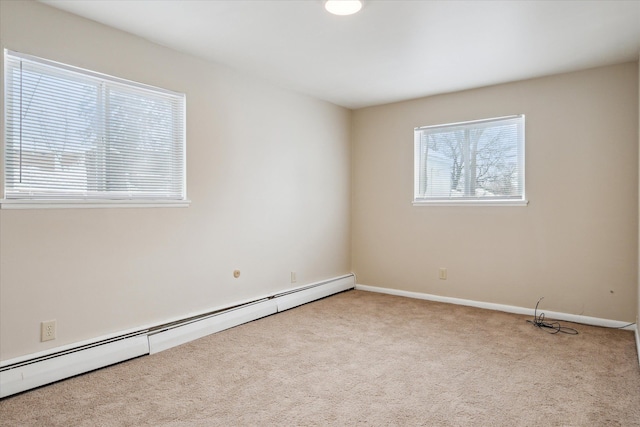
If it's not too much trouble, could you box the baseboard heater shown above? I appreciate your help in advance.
[147,299,279,354]
[0,334,149,399]
[0,274,355,398]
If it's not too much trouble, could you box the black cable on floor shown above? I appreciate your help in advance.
[526,297,579,335]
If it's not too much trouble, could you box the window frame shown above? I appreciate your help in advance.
[1,50,189,209]
[413,115,527,207]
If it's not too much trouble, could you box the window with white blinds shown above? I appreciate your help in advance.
[414,115,526,205]
[3,50,187,207]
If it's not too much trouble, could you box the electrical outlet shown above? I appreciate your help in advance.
[41,320,56,342]
[291,271,297,283]
[439,268,447,280]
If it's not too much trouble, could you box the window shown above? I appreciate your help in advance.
[414,115,526,205]
[2,50,187,208]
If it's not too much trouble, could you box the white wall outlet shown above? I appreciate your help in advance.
[439,268,447,280]
[291,271,297,283]
[41,320,56,342]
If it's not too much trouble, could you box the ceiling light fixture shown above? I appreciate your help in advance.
[324,0,363,16]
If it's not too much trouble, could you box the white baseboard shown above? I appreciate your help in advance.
[636,327,640,366]
[0,274,355,398]
[0,335,149,399]
[356,284,637,330]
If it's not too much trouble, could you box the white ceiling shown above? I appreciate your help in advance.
[42,0,640,109]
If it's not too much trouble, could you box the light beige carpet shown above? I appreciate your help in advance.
[1,290,639,426]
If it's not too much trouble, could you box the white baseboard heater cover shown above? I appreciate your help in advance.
[148,299,278,354]
[0,274,355,398]
[275,275,355,312]
[0,335,149,399]
[149,274,355,353]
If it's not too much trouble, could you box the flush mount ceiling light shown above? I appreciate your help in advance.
[324,0,363,16]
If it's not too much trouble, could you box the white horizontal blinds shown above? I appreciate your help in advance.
[4,51,185,201]
[415,115,524,201]
[106,83,184,199]
[5,55,101,198]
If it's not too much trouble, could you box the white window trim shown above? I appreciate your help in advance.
[412,199,528,207]
[0,199,191,209]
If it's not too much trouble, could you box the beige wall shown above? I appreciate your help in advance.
[0,1,352,361]
[352,63,639,322]
[1,1,638,364]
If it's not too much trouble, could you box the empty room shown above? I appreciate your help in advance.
[0,0,639,425]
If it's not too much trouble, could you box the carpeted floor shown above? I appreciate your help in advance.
[1,290,639,426]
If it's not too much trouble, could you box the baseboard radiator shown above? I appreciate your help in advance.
[0,274,355,398]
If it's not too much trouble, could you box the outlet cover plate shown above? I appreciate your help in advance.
[41,320,56,342]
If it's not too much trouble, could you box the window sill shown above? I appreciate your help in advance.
[412,199,529,207]
[0,199,191,210]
